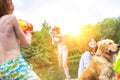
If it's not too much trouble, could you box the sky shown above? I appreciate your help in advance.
[13,0,120,34]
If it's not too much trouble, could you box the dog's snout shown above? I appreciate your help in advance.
[117,44,120,48]
[117,44,120,50]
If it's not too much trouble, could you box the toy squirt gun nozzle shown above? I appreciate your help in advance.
[18,19,33,34]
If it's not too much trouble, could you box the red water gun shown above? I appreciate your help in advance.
[18,19,33,34]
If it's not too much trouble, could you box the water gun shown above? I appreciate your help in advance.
[114,51,120,80]
[18,19,33,34]
[116,73,120,80]
[114,51,120,73]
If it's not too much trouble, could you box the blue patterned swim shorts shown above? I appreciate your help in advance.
[0,55,40,80]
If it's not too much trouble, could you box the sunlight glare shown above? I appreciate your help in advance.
[61,27,81,35]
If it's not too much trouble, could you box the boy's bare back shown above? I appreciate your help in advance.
[0,14,30,64]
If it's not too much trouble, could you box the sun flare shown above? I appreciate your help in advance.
[61,27,81,35]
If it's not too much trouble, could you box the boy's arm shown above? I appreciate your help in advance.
[12,15,32,48]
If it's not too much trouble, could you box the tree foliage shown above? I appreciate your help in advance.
[21,21,58,67]
[95,17,120,43]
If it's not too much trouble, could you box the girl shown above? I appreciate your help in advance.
[78,38,97,77]
[50,27,71,80]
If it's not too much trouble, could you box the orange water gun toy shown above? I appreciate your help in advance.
[18,19,33,34]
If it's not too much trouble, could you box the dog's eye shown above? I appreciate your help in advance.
[109,43,112,45]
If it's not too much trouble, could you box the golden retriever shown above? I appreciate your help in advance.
[78,39,119,80]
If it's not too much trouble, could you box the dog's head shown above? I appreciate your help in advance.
[97,39,119,54]
[96,39,120,62]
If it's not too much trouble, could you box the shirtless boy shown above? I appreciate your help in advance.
[0,0,40,79]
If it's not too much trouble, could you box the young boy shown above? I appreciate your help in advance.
[0,0,40,79]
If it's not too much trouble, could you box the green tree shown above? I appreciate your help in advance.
[95,17,120,43]
[114,17,120,43]
[21,21,58,68]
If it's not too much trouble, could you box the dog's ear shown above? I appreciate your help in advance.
[99,42,108,53]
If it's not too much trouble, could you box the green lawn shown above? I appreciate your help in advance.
[34,63,79,80]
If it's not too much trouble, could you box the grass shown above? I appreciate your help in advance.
[34,63,79,80]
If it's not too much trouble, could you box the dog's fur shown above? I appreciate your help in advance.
[78,39,119,80]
